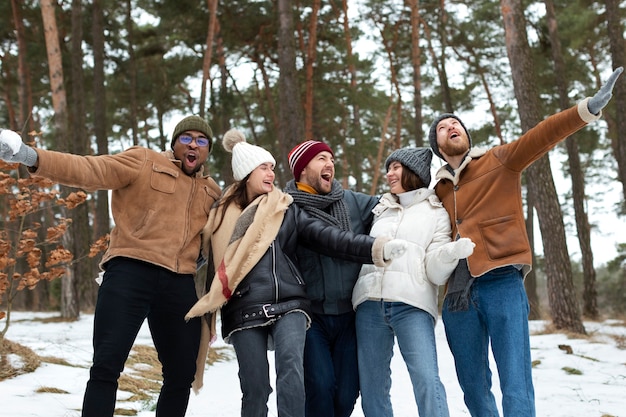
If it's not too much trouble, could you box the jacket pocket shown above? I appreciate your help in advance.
[285,255,305,285]
[132,209,155,238]
[479,215,527,260]
[150,163,178,193]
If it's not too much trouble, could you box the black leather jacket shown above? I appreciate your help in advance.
[220,203,375,340]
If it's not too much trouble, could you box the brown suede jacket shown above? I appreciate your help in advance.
[434,98,600,278]
[30,146,221,275]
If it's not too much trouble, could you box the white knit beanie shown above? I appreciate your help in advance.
[222,129,276,181]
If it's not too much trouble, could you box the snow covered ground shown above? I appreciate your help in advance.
[1,311,625,416]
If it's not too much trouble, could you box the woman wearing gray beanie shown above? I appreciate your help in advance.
[352,146,475,417]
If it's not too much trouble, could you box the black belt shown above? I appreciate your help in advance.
[241,300,305,320]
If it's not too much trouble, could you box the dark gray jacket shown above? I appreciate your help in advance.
[294,190,378,315]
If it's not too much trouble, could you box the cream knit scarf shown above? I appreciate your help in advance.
[186,186,292,320]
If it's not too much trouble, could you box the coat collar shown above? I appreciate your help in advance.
[434,147,488,185]
[375,188,437,214]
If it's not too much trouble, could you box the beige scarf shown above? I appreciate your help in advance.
[187,186,292,392]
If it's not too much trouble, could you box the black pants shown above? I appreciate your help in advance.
[81,257,201,417]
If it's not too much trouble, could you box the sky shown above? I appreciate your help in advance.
[1,311,625,417]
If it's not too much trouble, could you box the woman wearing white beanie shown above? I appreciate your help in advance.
[186,129,408,417]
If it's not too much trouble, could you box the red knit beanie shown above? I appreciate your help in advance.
[288,141,334,181]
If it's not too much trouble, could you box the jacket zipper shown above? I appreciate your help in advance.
[178,177,196,272]
[270,242,279,302]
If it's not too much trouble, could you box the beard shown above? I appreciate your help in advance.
[300,170,333,194]
[439,138,469,158]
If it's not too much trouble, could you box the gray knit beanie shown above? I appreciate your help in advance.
[171,115,213,151]
[428,113,471,160]
[385,147,433,186]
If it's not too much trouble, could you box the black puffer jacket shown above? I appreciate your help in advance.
[220,203,376,341]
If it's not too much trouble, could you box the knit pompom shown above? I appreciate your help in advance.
[222,129,246,153]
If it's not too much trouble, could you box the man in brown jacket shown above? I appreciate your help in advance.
[428,67,622,417]
[0,115,221,417]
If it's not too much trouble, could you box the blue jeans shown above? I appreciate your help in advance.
[230,311,307,417]
[304,312,359,417]
[82,257,201,417]
[355,300,450,417]
[442,266,535,417]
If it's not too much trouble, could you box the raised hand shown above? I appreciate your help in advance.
[588,67,624,115]
[0,129,38,167]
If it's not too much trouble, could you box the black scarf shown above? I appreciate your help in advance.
[284,179,351,231]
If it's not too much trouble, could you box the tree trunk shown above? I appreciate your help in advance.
[92,0,110,244]
[432,6,453,113]
[10,0,34,133]
[604,0,626,209]
[126,0,138,146]
[544,0,597,318]
[62,0,91,319]
[40,0,67,129]
[500,0,585,333]
[41,0,79,317]
[200,0,219,118]
[304,0,320,141]
[408,0,423,147]
[340,0,365,188]
[277,0,304,168]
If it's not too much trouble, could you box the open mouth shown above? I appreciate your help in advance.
[186,153,197,164]
[321,172,332,183]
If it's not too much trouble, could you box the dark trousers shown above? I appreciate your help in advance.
[304,312,360,417]
[81,257,201,417]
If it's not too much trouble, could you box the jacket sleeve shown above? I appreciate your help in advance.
[30,146,146,191]
[294,205,387,266]
[495,99,600,172]
[423,207,457,285]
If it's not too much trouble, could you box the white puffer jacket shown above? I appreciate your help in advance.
[352,188,459,320]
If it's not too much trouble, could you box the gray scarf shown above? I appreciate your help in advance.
[284,179,351,231]
[444,232,475,312]
[445,258,474,312]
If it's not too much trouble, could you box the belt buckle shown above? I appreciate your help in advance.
[262,304,275,318]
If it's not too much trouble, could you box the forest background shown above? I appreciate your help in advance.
[1,0,626,342]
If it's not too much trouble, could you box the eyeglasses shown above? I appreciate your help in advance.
[178,135,210,147]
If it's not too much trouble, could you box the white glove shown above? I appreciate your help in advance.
[0,129,38,167]
[440,237,475,262]
[383,239,408,260]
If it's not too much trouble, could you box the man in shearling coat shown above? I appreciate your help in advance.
[0,115,221,417]
[428,67,622,417]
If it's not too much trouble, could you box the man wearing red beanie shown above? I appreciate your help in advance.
[285,140,379,417]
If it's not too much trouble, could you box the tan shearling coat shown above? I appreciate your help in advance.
[30,146,221,274]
